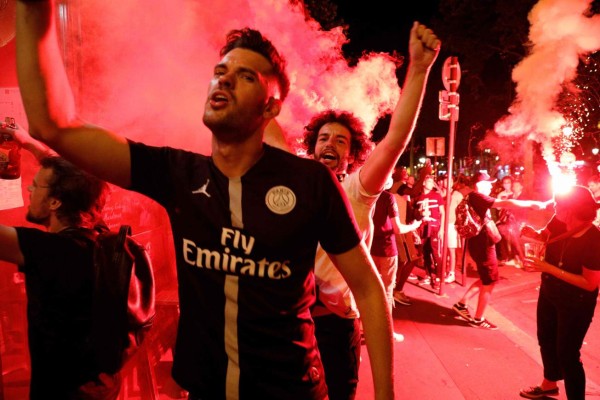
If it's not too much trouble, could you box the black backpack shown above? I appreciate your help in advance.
[455,194,483,239]
[90,225,156,374]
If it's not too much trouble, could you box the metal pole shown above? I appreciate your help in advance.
[438,56,460,295]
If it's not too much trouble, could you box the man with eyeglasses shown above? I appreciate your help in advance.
[0,123,119,398]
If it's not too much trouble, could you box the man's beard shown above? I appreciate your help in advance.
[204,113,259,144]
[26,211,49,226]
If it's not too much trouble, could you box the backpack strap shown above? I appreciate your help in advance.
[113,225,132,265]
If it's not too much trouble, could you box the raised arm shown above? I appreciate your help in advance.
[359,22,440,194]
[1,121,55,161]
[264,119,293,153]
[327,242,394,400]
[16,1,131,187]
[493,198,553,211]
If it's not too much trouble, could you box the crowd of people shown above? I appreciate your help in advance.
[2,1,599,399]
[383,167,553,329]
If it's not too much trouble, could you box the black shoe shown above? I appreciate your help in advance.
[452,302,472,322]
[393,291,412,306]
[519,385,559,398]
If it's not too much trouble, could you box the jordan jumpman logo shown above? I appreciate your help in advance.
[192,179,211,197]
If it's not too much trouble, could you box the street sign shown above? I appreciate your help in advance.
[426,137,445,156]
[442,56,461,91]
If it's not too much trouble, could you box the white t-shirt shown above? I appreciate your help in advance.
[313,168,379,318]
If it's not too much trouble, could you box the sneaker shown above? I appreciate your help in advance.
[444,272,456,283]
[393,291,412,306]
[452,302,472,322]
[469,317,498,330]
[431,277,441,290]
[418,276,431,286]
[519,385,559,399]
[393,332,405,342]
[504,259,518,267]
[407,273,419,281]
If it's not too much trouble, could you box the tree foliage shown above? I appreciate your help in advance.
[291,0,345,32]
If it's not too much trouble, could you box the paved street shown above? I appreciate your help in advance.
[357,264,600,399]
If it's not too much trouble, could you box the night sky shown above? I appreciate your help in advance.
[328,0,600,184]
[328,1,457,165]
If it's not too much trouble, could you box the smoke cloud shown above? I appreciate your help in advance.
[68,0,401,153]
[494,0,600,164]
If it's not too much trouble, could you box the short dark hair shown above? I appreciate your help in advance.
[220,28,290,102]
[40,156,108,227]
[302,110,373,174]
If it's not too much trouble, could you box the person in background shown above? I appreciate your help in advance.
[396,159,431,199]
[389,165,409,194]
[452,172,551,330]
[297,22,440,400]
[445,174,470,284]
[512,178,525,199]
[370,180,421,342]
[436,174,449,200]
[510,178,527,225]
[392,184,423,305]
[414,174,444,289]
[0,123,118,399]
[16,2,397,398]
[494,175,525,268]
[520,185,600,400]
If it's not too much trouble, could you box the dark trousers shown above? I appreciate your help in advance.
[313,314,361,400]
[537,277,597,400]
[422,227,441,278]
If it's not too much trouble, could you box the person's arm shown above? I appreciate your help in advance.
[264,119,293,153]
[493,198,552,211]
[438,204,445,238]
[408,161,432,198]
[525,259,600,292]
[392,215,421,234]
[0,226,24,265]
[16,1,131,187]
[359,22,440,195]
[1,121,55,161]
[328,242,394,400]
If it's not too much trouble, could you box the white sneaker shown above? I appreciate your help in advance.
[393,332,405,342]
[445,272,456,283]
[418,276,431,286]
